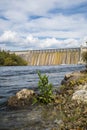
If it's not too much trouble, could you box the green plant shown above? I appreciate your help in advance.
[37,71,54,104]
[0,50,27,66]
[82,51,87,68]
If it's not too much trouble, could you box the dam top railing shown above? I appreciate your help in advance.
[11,47,81,53]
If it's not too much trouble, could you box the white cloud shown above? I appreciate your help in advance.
[0,31,84,51]
[63,39,81,47]
[5,11,27,23]
[0,31,17,42]
[1,0,86,14]
[25,35,38,44]
[0,0,87,50]
[54,0,87,8]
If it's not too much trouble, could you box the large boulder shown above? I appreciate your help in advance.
[64,71,81,80]
[72,84,87,104]
[16,89,35,99]
[8,89,35,108]
[72,90,87,103]
[61,71,83,85]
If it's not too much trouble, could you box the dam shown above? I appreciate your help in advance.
[11,46,87,66]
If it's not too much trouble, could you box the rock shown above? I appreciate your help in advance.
[59,70,87,129]
[61,79,67,85]
[72,90,87,103]
[8,89,35,108]
[8,96,20,107]
[64,71,81,80]
[16,89,35,99]
[54,119,63,125]
[61,71,81,85]
[72,84,87,103]
[64,73,73,80]
[77,84,87,90]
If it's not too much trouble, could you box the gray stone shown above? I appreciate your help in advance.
[72,90,87,103]
[77,84,87,90]
[8,89,35,108]
[16,89,35,99]
[64,71,81,80]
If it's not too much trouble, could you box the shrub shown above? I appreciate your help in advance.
[37,71,54,104]
[82,51,87,68]
[0,50,27,66]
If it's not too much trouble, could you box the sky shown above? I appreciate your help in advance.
[0,0,87,51]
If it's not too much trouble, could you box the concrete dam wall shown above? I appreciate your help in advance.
[11,47,87,66]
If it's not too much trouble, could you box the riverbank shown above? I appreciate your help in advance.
[0,65,86,130]
[7,69,87,129]
[55,69,87,129]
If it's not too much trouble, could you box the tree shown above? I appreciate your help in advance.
[4,57,17,66]
[0,50,27,66]
[82,51,87,68]
[0,56,4,65]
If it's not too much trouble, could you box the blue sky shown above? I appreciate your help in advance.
[0,0,87,51]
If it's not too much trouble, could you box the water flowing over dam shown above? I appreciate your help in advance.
[11,47,87,66]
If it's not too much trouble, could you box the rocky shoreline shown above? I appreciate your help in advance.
[55,70,87,130]
[8,70,87,130]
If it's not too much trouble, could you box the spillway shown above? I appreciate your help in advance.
[11,47,84,65]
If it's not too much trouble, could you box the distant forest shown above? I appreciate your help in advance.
[0,50,27,66]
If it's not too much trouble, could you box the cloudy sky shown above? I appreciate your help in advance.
[0,0,87,51]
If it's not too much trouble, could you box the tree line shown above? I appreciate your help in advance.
[0,50,27,66]
[82,51,87,68]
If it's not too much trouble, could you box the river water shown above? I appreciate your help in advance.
[0,65,85,130]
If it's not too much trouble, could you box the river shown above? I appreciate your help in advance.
[0,65,85,130]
